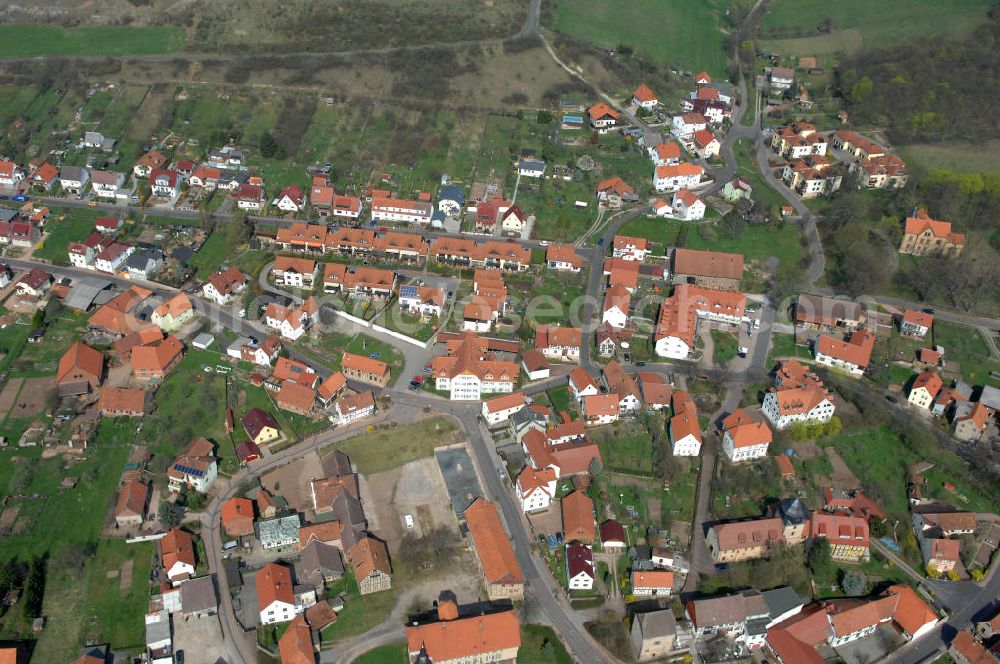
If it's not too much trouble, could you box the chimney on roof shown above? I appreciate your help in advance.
[436,591,458,621]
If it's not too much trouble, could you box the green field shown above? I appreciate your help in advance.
[0,25,185,57]
[594,428,653,475]
[327,416,459,475]
[826,425,998,519]
[553,0,728,76]
[898,141,1000,174]
[766,332,812,366]
[760,0,994,56]
[190,230,237,279]
[618,214,804,270]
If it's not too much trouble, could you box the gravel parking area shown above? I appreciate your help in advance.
[172,614,229,664]
[360,456,459,555]
[435,445,484,519]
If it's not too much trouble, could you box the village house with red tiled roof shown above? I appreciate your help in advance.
[814,329,875,377]
[720,409,773,462]
[464,499,524,601]
[899,208,964,258]
[406,593,520,663]
[631,84,658,109]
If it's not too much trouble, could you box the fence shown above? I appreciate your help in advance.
[327,308,432,349]
[127,531,168,544]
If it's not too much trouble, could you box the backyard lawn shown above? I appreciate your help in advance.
[0,420,140,660]
[519,625,573,664]
[547,385,578,419]
[553,0,728,76]
[190,230,236,279]
[767,332,812,366]
[81,540,154,650]
[826,425,998,518]
[522,270,587,325]
[308,330,405,385]
[34,210,103,265]
[318,572,397,645]
[712,329,739,364]
[594,427,654,475]
[931,322,1000,388]
[327,416,459,475]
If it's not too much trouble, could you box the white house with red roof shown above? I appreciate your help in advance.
[569,366,600,401]
[149,169,180,198]
[672,189,706,221]
[602,284,631,329]
[900,309,933,338]
[371,197,433,224]
[587,102,620,133]
[264,298,319,341]
[0,160,24,187]
[516,466,557,513]
[68,232,107,269]
[814,330,875,377]
[583,393,620,426]
[695,71,712,85]
[95,216,124,234]
[649,142,682,167]
[30,162,59,190]
[654,163,705,193]
[632,84,659,110]
[332,194,363,219]
[671,112,707,138]
[234,183,266,211]
[612,236,650,262]
[720,410,773,462]
[482,392,528,427]
[94,243,134,274]
[274,185,305,212]
[188,164,221,189]
[694,130,721,159]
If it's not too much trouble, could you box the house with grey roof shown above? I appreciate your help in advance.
[257,514,301,550]
[296,540,344,590]
[436,185,465,217]
[59,165,90,194]
[126,248,164,280]
[631,610,678,662]
[180,574,218,617]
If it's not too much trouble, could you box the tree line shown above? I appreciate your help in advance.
[835,6,1000,144]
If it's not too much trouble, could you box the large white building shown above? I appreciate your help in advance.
[654,164,705,194]
[762,360,836,430]
[370,197,433,224]
[432,333,519,401]
[654,285,746,359]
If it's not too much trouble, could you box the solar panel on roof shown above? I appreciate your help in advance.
[173,464,206,477]
[400,285,418,298]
